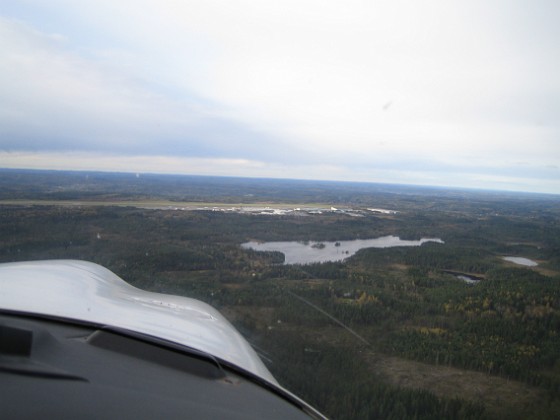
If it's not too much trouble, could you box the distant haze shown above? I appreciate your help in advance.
[0,1,559,194]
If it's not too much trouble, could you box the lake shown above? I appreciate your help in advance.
[242,236,444,265]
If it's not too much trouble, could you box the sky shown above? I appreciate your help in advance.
[0,1,559,194]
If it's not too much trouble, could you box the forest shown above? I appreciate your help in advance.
[1,169,560,419]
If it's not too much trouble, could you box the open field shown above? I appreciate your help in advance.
[369,354,548,419]
[0,199,335,209]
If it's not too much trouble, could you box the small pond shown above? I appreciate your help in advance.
[242,235,444,265]
[502,256,538,267]
[443,270,483,284]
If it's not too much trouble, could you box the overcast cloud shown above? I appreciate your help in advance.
[0,1,559,193]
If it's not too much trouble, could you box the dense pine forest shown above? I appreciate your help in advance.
[1,170,559,419]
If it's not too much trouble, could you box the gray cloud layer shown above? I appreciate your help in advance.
[0,2,559,193]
